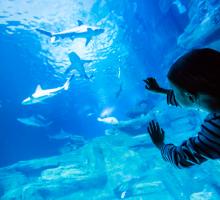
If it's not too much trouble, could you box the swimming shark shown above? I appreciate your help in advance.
[36,20,104,46]
[22,74,74,105]
[17,115,52,127]
[49,129,86,143]
[66,52,93,80]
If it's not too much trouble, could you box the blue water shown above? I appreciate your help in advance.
[0,0,220,199]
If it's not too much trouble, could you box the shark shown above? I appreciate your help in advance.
[66,52,94,80]
[17,115,52,127]
[36,20,104,46]
[22,74,74,105]
[49,129,86,143]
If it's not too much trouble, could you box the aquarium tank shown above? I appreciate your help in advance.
[0,0,220,199]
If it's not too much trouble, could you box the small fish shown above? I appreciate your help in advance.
[17,115,52,127]
[36,20,104,46]
[118,67,121,79]
[97,116,119,125]
[22,74,74,105]
[115,82,123,98]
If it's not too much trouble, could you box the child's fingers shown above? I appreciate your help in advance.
[156,122,160,130]
[150,121,155,131]
[161,129,165,137]
[143,79,150,84]
[149,122,153,132]
[147,127,151,135]
[151,120,158,131]
[145,85,150,90]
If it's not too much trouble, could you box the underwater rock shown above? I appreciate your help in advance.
[0,143,107,199]
[178,0,220,48]
[1,131,220,199]
[114,177,163,199]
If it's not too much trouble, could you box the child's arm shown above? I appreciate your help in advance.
[160,138,208,168]
[144,77,170,94]
[148,120,207,168]
[148,115,220,168]
[144,77,180,107]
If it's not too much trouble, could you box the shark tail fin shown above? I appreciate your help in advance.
[36,28,53,37]
[85,36,92,46]
[63,74,75,90]
[77,20,83,26]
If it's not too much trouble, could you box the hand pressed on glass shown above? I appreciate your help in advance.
[147,120,165,149]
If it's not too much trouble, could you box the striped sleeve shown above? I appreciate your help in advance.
[160,113,220,168]
[167,90,179,107]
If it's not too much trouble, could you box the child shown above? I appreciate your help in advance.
[144,48,220,168]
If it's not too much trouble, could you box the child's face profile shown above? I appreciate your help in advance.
[169,81,199,109]
[169,80,220,113]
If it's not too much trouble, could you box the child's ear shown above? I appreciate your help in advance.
[185,92,197,103]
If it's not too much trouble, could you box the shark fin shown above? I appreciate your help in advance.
[36,28,56,42]
[63,74,75,90]
[64,67,73,75]
[35,85,43,93]
[77,20,83,26]
[85,37,92,46]
[36,28,53,37]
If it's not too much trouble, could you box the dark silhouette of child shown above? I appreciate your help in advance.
[144,48,220,168]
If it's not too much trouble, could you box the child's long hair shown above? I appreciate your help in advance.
[167,48,220,100]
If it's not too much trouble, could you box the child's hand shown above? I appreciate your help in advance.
[143,77,161,93]
[147,120,165,149]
